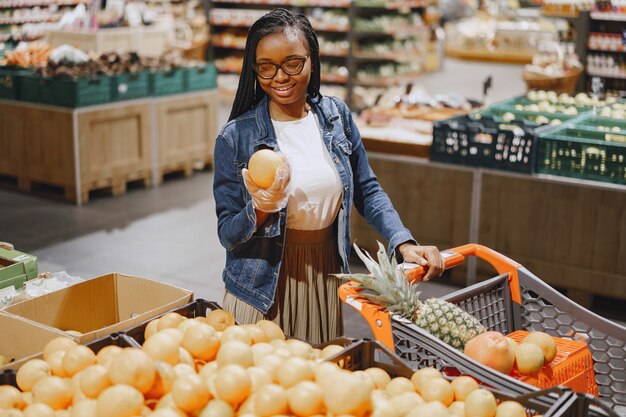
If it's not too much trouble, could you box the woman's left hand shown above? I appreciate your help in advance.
[398,243,444,281]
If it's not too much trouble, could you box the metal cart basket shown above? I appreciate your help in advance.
[339,244,626,414]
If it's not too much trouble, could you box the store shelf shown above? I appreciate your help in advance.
[207,2,432,109]
[590,11,626,21]
[354,0,428,9]
[0,14,60,24]
[353,27,428,39]
[587,70,626,79]
[587,45,626,53]
[0,32,43,41]
[354,72,422,87]
[209,19,255,28]
[311,24,349,32]
[321,74,348,83]
[353,51,416,62]
[211,0,349,5]
[0,0,88,8]
[445,46,534,64]
[212,41,245,50]
[320,49,348,57]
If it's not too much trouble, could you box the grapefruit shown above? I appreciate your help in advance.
[248,150,283,188]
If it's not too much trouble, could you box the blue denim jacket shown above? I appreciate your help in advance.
[213,95,415,314]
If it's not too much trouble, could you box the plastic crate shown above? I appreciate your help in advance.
[536,119,626,185]
[431,114,539,173]
[326,339,581,417]
[111,71,150,102]
[19,74,112,107]
[0,67,30,100]
[507,330,597,395]
[185,64,217,92]
[0,332,135,390]
[123,299,224,347]
[149,68,186,96]
[339,244,626,414]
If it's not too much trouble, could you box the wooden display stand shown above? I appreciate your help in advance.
[0,89,218,205]
[155,92,218,185]
[351,152,626,305]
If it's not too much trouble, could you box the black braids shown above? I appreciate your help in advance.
[228,8,322,121]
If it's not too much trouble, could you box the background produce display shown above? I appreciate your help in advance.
[0,44,217,106]
[430,90,625,178]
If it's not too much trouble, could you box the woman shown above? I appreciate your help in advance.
[213,8,444,344]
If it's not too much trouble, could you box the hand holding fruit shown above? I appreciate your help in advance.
[242,150,291,213]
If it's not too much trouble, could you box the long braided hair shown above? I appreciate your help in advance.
[228,8,321,121]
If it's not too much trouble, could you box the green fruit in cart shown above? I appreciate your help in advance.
[521,332,557,364]
[515,343,544,375]
[336,242,485,350]
[450,375,479,401]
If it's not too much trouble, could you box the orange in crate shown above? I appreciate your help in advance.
[507,330,598,396]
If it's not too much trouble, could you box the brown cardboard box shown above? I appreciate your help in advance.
[3,273,193,343]
[0,312,68,371]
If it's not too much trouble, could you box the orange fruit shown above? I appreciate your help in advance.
[248,149,283,188]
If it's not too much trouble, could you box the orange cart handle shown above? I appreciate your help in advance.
[339,243,522,350]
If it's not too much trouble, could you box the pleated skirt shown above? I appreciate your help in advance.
[222,225,343,345]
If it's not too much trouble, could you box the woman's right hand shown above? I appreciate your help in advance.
[242,156,291,213]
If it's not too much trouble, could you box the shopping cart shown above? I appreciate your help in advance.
[339,243,626,414]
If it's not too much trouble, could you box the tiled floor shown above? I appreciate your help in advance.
[1,58,623,338]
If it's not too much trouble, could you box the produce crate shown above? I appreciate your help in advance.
[431,114,539,173]
[536,116,626,185]
[184,63,217,92]
[0,241,37,290]
[326,339,581,417]
[111,71,150,101]
[149,68,186,97]
[19,74,112,108]
[0,67,30,100]
[122,298,358,350]
[0,332,136,390]
[122,298,227,347]
[339,244,626,414]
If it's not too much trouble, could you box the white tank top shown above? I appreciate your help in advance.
[272,110,342,230]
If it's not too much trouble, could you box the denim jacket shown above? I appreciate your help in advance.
[213,95,415,314]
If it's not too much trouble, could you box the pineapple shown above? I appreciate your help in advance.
[336,242,485,350]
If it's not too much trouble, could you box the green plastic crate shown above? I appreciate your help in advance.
[111,72,150,101]
[537,121,626,185]
[574,115,626,134]
[0,243,37,290]
[184,64,217,92]
[20,74,111,107]
[150,68,186,96]
[0,67,30,100]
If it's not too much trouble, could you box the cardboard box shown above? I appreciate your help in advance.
[3,273,193,343]
[0,242,38,290]
[0,312,68,371]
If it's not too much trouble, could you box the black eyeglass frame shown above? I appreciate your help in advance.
[253,54,310,79]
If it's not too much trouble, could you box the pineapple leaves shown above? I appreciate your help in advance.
[334,241,423,320]
[335,242,486,350]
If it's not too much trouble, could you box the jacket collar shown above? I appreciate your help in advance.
[251,95,340,148]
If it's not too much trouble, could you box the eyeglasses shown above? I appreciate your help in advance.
[253,55,309,79]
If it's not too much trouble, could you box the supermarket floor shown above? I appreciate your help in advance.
[2,58,625,335]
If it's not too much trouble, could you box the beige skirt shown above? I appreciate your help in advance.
[222,225,343,345]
